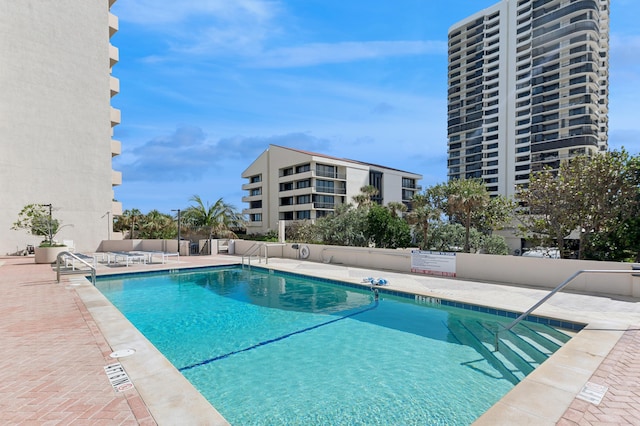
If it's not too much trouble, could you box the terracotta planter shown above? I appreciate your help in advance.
[34,246,68,264]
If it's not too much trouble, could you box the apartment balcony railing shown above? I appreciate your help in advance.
[314,186,346,194]
[313,202,335,209]
[315,170,346,179]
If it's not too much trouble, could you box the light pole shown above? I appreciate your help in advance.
[42,203,52,243]
[106,212,111,240]
[172,209,181,254]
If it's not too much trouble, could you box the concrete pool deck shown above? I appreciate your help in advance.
[1,254,638,425]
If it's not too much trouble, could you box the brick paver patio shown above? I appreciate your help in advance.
[0,257,155,425]
[1,254,639,425]
[558,328,640,425]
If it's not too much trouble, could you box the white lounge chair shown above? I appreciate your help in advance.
[110,251,147,267]
[147,251,179,264]
[64,252,97,270]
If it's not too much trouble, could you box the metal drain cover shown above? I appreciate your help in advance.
[110,348,136,358]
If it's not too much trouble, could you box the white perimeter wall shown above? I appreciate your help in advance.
[232,240,640,298]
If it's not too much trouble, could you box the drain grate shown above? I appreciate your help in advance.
[104,363,134,392]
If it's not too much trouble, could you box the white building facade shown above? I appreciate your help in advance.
[241,145,422,234]
[447,0,609,197]
[0,0,122,254]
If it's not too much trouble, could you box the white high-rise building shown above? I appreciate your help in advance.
[0,0,122,254]
[242,145,422,234]
[447,0,609,197]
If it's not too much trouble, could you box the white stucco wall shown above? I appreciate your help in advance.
[0,1,115,254]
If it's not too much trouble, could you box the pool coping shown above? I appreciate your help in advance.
[71,276,230,425]
[80,260,635,425]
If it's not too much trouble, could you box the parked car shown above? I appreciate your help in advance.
[521,247,560,259]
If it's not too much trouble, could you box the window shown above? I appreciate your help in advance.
[316,179,334,193]
[250,213,262,222]
[250,200,262,209]
[249,188,261,196]
[313,194,334,209]
[296,211,311,220]
[316,164,337,178]
[297,195,310,205]
[279,182,293,191]
[296,179,311,189]
[295,163,310,173]
[249,175,261,183]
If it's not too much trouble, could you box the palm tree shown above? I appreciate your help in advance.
[182,195,245,239]
[445,179,489,253]
[352,185,379,208]
[140,210,175,239]
[406,186,445,250]
[118,209,143,239]
[386,202,407,217]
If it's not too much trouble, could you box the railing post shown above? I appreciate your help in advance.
[494,269,639,352]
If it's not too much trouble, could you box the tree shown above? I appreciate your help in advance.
[518,149,640,259]
[116,209,143,239]
[11,203,61,246]
[569,150,640,259]
[182,195,245,239]
[406,185,446,250]
[365,204,411,249]
[138,210,175,239]
[352,185,379,208]
[444,179,490,253]
[313,204,368,247]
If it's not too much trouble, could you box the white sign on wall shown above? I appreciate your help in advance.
[411,250,456,277]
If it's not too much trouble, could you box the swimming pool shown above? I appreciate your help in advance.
[96,266,574,425]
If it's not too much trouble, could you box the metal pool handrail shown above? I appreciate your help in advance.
[56,251,96,285]
[494,268,638,351]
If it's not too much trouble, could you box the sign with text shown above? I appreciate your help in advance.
[411,250,456,277]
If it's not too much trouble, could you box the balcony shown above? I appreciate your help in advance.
[111,139,121,157]
[110,107,121,126]
[109,44,119,68]
[242,207,263,215]
[111,170,122,186]
[242,194,262,203]
[108,12,118,38]
[315,170,346,180]
[313,202,335,210]
[110,76,119,97]
[402,183,422,191]
[111,200,123,216]
[241,181,261,191]
[314,186,346,195]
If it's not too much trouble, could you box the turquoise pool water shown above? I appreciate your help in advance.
[96,266,570,425]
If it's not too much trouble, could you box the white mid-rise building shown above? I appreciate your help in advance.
[241,145,423,234]
[447,0,609,197]
[0,0,122,254]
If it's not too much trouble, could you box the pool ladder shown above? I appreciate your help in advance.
[242,243,268,268]
[55,251,96,286]
[493,268,639,351]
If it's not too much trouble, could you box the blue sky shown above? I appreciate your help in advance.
[111,0,640,214]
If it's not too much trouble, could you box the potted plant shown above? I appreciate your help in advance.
[11,203,69,263]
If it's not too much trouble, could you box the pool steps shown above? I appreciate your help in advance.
[446,318,570,384]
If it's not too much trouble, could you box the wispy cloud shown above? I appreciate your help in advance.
[115,1,445,67]
[115,127,332,182]
[115,0,280,26]
[247,40,447,68]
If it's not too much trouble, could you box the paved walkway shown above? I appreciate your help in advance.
[0,254,638,425]
[0,256,155,425]
[558,328,640,425]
